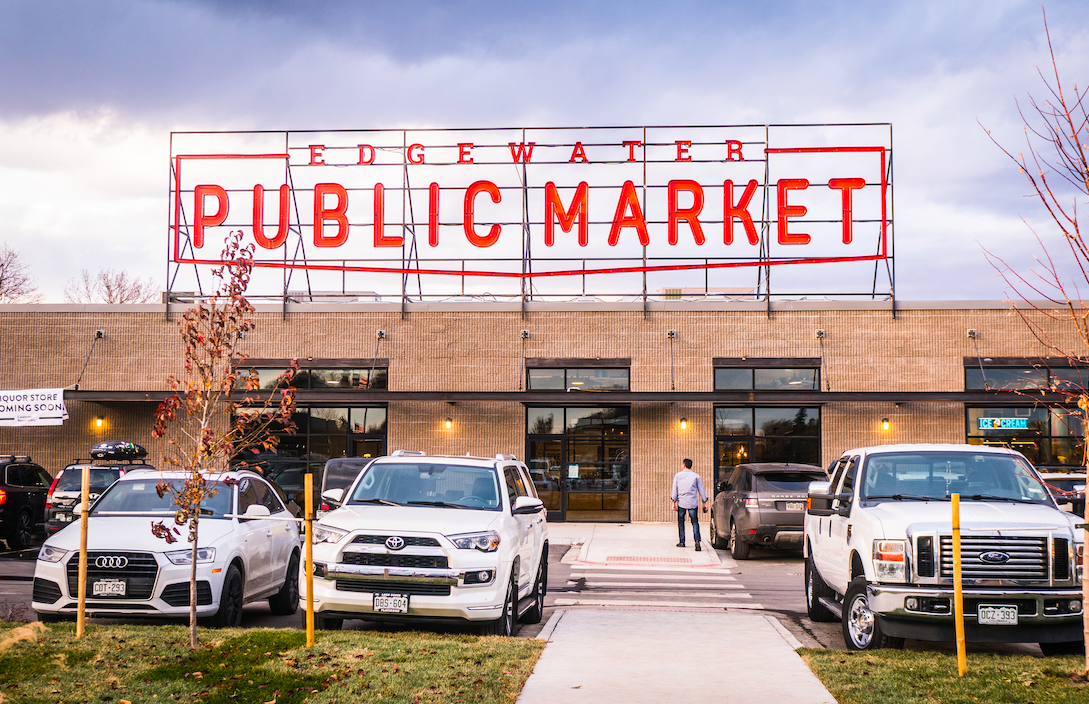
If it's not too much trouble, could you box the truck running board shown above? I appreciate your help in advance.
[516,594,536,617]
[819,597,843,620]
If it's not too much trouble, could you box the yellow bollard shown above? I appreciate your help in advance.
[952,493,967,676]
[76,464,90,638]
[305,473,314,648]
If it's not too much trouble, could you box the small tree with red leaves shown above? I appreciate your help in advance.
[151,231,297,646]
[984,10,1089,667]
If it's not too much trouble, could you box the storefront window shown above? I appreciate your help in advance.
[714,366,819,391]
[966,406,1084,466]
[527,368,630,391]
[965,367,1047,391]
[714,406,821,491]
[252,366,387,391]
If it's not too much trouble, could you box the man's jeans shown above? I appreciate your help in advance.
[677,506,701,545]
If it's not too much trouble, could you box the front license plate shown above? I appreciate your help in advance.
[785,502,805,511]
[58,512,73,522]
[92,579,126,597]
[373,593,409,613]
[977,605,1018,626]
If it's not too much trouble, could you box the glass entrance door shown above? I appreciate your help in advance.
[527,406,630,522]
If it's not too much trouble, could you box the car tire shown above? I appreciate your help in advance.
[482,569,517,636]
[37,612,71,624]
[267,551,300,616]
[730,521,750,560]
[709,512,728,550]
[8,510,33,550]
[315,614,343,631]
[520,553,547,624]
[1039,640,1085,656]
[804,553,837,622]
[203,563,244,629]
[842,577,904,651]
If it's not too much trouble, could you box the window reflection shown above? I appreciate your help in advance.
[714,366,819,391]
[527,368,630,391]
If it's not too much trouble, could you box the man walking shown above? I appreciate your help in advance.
[671,458,708,550]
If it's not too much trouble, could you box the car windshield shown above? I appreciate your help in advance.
[860,452,1052,504]
[91,478,232,517]
[755,472,826,492]
[324,459,373,492]
[349,463,501,510]
[56,467,122,492]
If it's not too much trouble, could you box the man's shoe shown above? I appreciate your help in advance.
[695,543,702,551]
[676,542,685,548]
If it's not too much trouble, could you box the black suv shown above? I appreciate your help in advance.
[0,455,52,550]
[709,462,826,559]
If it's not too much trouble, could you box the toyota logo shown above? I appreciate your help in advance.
[979,551,1011,564]
[385,536,405,550]
[95,556,129,569]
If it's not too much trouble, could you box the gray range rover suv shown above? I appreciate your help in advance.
[710,462,826,559]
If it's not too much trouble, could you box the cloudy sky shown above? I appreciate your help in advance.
[1,0,1086,302]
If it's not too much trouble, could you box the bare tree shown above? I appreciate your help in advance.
[0,243,41,302]
[984,10,1089,669]
[63,267,158,304]
[150,231,297,647]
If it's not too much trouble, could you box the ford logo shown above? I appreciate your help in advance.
[979,551,1010,564]
[385,536,405,551]
[95,556,129,569]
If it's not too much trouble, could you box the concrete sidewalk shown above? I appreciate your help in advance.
[518,522,837,703]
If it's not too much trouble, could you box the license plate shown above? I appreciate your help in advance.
[373,593,409,613]
[977,604,1018,626]
[58,513,73,522]
[785,502,805,511]
[92,579,126,597]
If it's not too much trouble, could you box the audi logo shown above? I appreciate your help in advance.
[95,556,129,569]
[385,536,406,551]
[979,551,1011,564]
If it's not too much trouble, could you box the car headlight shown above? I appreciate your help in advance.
[38,545,69,563]
[312,524,349,544]
[165,548,216,565]
[873,539,906,582]
[448,531,501,552]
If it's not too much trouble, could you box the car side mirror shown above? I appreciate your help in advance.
[806,481,835,516]
[512,496,545,515]
[716,482,728,494]
[835,494,853,517]
[243,504,271,518]
[321,488,345,506]
[72,504,84,517]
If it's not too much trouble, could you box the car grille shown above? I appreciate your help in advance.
[939,536,1048,581]
[1054,538,1070,581]
[32,578,63,604]
[341,553,449,569]
[160,581,214,607]
[352,535,441,547]
[66,552,159,599]
[916,536,936,577]
[335,579,452,596]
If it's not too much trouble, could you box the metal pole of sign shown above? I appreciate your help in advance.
[305,473,315,648]
[952,493,967,676]
[76,464,90,638]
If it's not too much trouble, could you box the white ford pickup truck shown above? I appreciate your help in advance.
[804,444,1084,654]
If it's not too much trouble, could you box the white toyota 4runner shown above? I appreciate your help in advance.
[305,451,548,635]
[804,444,1084,654]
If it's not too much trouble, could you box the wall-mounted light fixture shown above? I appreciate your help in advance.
[444,417,453,430]
[94,417,104,429]
[680,417,688,430]
[881,417,890,432]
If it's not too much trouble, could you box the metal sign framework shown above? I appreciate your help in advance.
[166,124,895,307]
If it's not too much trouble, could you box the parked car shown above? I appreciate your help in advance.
[804,444,1083,654]
[318,457,377,516]
[32,469,301,626]
[306,450,548,635]
[709,462,826,559]
[0,455,51,550]
[1037,469,1086,516]
[45,459,153,535]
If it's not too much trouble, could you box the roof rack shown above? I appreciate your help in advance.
[495,454,519,461]
[0,455,32,462]
[66,458,155,467]
[391,450,426,457]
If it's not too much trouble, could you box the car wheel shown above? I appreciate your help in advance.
[314,614,343,630]
[730,521,750,560]
[482,569,517,636]
[520,553,547,624]
[804,553,837,622]
[710,512,728,550]
[8,511,33,550]
[1039,640,1085,656]
[267,551,300,615]
[842,577,903,651]
[203,563,244,628]
[37,612,72,623]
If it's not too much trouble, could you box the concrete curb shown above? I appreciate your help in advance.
[764,613,804,650]
[535,608,566,641]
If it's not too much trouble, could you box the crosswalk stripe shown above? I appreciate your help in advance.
[572,574,738,582]
[573,590,753,598]
[553,598,765,609]
[569,581,743,589]
[570,565,731,575]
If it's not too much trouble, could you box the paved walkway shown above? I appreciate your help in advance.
[519,522,836,704]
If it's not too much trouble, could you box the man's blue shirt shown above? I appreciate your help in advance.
[671,469,707,509]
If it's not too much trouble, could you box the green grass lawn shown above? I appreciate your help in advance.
[0,621,543,704]
[801,648,1089,704]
